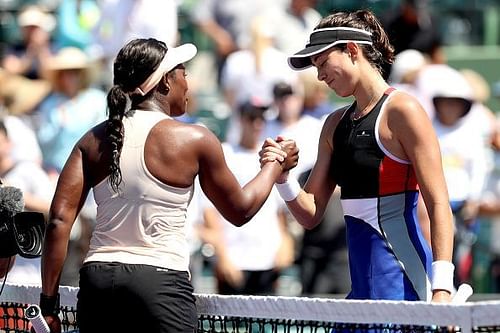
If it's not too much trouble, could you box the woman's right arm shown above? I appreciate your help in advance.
[262,113,340,230]
[197,128,297,226]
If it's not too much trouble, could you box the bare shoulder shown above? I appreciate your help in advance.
[323,105,348,132]
[385,91,430,126]
[76,121,108,153]
[153,119,223,157]
[383,90,436,148]
[74,121,113,172]
[167,120,220,144]
[321,104,350,147]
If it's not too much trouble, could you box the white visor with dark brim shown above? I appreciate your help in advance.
[288,27,373,71]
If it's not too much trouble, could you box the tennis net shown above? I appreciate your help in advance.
[1,283,500,332]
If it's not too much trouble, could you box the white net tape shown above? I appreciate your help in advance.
[2,283,500,333]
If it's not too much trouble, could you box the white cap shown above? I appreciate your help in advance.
[389,49,426,84]
[18,6,56,32]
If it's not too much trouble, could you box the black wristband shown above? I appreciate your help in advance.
[39,293,60,316]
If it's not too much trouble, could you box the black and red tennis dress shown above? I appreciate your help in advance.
[331,88,432,301]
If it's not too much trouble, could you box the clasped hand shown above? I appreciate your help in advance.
[259,136,299,179]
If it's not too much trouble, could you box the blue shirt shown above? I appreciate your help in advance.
[36,87,107,172]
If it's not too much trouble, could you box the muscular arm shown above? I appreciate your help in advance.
[197,128,286,226]
[390,96,453,262]
[42,142,91,297]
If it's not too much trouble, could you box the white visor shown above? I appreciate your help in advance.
[132,43,197,96]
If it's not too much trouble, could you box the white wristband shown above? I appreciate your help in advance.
[275,178,301,202]
[431,260,455,293]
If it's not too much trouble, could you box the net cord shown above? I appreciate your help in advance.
[4,283,500,333]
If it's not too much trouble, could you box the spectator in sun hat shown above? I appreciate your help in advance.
[2,5,56,80]
[425,65,488,288]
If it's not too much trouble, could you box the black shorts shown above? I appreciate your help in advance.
[77,262,197,333]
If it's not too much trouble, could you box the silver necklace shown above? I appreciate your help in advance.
[352,94,380,121]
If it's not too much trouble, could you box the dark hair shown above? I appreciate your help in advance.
[273,82,294,99]
[315,10,395,74]
[106,38,168,192]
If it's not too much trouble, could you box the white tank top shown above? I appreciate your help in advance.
[84,110,194,272]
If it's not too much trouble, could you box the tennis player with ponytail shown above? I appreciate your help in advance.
[261,10,455,303]
[37,38,298,333]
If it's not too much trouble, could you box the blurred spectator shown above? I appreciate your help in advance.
[191,0,284,84]
[388,49,428,118]
[263,0,322,55]
[459,70,500,293]
[380,0,444,78]
[0,119,54,286]
[90,0,179,87]
[32,47,106,175]
[222,15,297,144]
[54,0,101,50]
[297,170,350,296]
[200,100,294,295]
[388,49,427,87]
[0,69,48,164]
[0,68,50,116]
[1,5,56,80]
[261,81,322,179]
[427,66,488,287]
[460,69,496,150]
[477,115,500,293]
[300,69,335,120]
[415,64,468,119]
[221,16,296,110]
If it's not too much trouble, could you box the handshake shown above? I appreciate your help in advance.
[259,136,299,177]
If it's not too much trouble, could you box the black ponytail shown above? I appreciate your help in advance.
[105,85,127,192]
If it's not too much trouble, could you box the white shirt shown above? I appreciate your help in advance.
[87,111,193,272]
[433,116,488,202]
[204,143,284,271]
[262,114,322,179]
